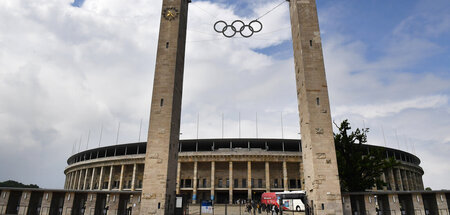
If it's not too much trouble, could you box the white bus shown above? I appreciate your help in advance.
[262,191,306,212]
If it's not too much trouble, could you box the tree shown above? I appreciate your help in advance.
[0,180,39,188]
[334,120,397,192]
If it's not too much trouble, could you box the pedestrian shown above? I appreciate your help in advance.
[257,202,261,214]
[274,205,279,215]
[247,202,252,213]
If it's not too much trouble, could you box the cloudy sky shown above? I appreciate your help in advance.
[0,0,449,190]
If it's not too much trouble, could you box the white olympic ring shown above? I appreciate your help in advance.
[214,20,263,38]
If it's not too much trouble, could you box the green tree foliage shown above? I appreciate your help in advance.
[334,120,398,192]
[0,180,39,188]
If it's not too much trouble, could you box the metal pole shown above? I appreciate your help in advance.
[98,123,103,147]
[138,118,143,142]
[86,130,90,150]
[116,122,121,145]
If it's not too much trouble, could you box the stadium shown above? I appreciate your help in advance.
[64,138,425,204]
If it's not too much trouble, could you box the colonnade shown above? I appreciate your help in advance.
[382,167,424,191]
[64,163,144,191]
[176,160,303,204]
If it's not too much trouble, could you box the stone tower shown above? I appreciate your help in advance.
[289,0,343,214]
[140,0,188,214]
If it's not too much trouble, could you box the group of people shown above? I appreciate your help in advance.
[242,200,280,215]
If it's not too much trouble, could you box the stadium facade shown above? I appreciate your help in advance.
[63,138,425,204]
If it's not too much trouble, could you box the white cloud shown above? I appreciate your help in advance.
[334,95,448,119]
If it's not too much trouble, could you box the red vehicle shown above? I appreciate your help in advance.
[261,192,279,207]
[261,191,306,211]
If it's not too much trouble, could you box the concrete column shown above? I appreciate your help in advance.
[211,161,215,202]
[388,168,396,190]
[283,161,288,191]
[412,193,425,214]
[418,174,425,190]
[119,165,125,191]
[40,192,52,215]
[98,166,104,190]
[65,173,70,189]
[401,169,409,191]
[229,161,233,204]
[0,191,10,215]
[247,161,252,200]
[265,161,270,192]
[71,172,76,189]
[132,163,137,191]
[64,175,68,189]
[407,171,414,191]
[436,193,449,214]
[388,194,401,215]
[381,172,388,190]
[90,168,96,190]
[63,192,74,215]
[18,191,31,215]
[299,162,304,190]
[77,170,83,190]
[85,193,97,215]
[70,171,76,189]
[193,161,198,204]
[108,166,113,190]
[364,194,377,214]
[342,195,352,215]
[396,168,404,191]
[83,168,89,190]
[176,162,181,194]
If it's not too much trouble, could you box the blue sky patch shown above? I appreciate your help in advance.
[71,0,85,8]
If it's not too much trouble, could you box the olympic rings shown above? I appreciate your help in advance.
[214,19,263,38]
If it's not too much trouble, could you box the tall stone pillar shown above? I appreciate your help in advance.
[119,165,125,191]
[132,164,137,191]
[229,161,233,204]
[289,0,343,213]
[193,161,198,204]
[98,166,104,190]
[265,162,270,192]
[140,0,189,214]
[108,166,113,190]
[211,161,215,202]
[247,161,252,200]
[283,161,288,191]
